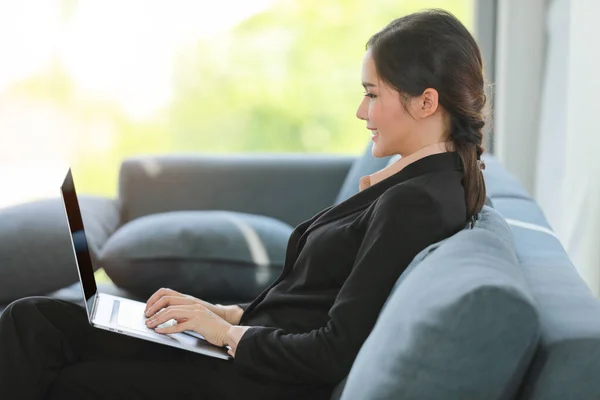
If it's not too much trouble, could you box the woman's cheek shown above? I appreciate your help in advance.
[369,106,379,127]
[368,103,376,122]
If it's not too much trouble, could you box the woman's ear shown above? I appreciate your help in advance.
[414,88,439,118]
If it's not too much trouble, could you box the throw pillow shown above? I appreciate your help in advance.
[99,210,293,303]
[0,196,120,303]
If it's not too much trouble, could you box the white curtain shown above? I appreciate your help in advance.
[534,0,568,237]
[535,0,600,295]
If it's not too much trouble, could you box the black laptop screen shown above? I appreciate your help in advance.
[60,169,97,318]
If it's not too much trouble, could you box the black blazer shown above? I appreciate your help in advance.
[232,151,467,393]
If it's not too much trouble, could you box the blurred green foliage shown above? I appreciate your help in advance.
[170,0,472,155]
[9,0,471,198]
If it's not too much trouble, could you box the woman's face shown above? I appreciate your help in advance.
[356,49,419,158]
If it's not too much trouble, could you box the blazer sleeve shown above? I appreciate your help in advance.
[232,185,444,385]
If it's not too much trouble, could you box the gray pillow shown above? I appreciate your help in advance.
[99,210,293,303]
[0,196,120,303]
[340,206,540,400]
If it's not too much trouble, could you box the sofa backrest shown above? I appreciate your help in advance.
[118,154,354,227]
[482,155,600,400]
[338,206,541,400]
[338,152,600,399]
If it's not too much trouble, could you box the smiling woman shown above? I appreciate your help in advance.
[0,4,478,400]
[0,7,481,399]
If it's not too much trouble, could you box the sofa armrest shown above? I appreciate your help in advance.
[119,154,355,227]
[0,196,120,303]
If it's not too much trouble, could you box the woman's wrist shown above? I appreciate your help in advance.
[230,305,244,324]
[226,325,251,357]
[215,304,244,325]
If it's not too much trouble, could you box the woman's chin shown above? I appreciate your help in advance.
[371,142,389,158]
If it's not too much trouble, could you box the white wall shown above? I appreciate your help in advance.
[493,0,546,195]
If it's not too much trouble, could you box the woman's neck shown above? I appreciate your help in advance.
[359,141,452,191]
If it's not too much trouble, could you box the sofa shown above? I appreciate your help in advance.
[1,142,600,399]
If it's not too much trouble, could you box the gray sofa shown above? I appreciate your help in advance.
[1,142,599,399]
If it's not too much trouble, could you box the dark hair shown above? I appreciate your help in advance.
[367,9,487,222]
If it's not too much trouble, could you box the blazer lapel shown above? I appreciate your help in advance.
[299,192,374,242]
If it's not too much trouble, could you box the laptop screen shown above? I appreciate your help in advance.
[60,169,98,320]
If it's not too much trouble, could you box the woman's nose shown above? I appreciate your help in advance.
[356,99,367,120]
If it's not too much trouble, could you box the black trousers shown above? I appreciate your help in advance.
[0,297,330,400]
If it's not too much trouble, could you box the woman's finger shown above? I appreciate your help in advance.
[145,288,180,312]
[146,306,192,328]
[155,320,193,335]
[145,295,194,317]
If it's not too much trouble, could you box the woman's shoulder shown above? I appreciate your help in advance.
[374,172,466,229]
[383,169,462,202]
[368,182,439,224]
[378,178,439,206]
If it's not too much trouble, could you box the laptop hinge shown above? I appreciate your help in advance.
[90,293,100,323]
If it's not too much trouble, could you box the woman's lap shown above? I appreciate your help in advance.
[46,359,223,399]
[0,296,229,399]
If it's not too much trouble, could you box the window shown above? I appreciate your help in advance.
[0,0,474,205]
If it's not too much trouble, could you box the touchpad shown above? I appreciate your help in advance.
[116,301,190,333]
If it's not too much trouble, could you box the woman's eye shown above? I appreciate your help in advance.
[364,92,376,99]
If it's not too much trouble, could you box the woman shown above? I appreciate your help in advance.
[0,9,486,400]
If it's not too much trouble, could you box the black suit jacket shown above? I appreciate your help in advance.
[232,151,467,394]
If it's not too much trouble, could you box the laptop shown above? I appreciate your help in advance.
[60,168,231,361]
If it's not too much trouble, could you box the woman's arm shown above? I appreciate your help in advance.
[230,185,443,385]
[219,304,245,326]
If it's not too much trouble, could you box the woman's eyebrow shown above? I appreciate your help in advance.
[362,82,377,88]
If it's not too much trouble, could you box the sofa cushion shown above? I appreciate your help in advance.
[100,211,293,303]
[0,196,120,304]
[492,197,552,231]
[501,209,600,399]
[340,206,540,400]
[482,153,532,200]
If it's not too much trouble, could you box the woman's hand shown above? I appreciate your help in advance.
[145,303,232,348]
[145,288,213,316]
[144,288,243,325]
